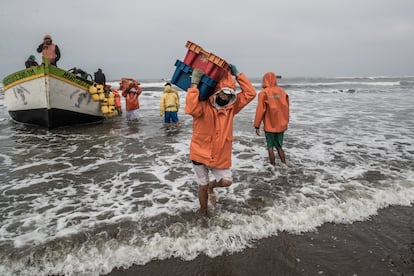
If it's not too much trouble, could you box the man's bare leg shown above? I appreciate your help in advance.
[207,179,232,205]
[199,184,208,215]
[276,147,286,164]
[268,148,276,166]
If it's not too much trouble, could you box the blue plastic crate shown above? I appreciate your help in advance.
[171,60,192,91]
[171,60,217,101]
[199,75,218,101]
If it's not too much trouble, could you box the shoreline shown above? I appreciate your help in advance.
[105,204,413,276]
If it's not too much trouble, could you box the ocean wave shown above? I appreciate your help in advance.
[0,76,413,275]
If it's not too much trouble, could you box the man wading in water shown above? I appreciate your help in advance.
[185,65,256,216]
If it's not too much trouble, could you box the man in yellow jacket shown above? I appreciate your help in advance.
[160,83,180,128]
[254,72,290,167]
[185,65,256,216]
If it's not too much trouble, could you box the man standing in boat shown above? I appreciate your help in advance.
[94,68,106,87]
[37,34,61,66]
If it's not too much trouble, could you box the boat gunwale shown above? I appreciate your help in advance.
[2,63,92,91]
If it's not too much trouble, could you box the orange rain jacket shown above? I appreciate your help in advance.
[185,71,256,169]
[42,44,57,64]
[121,79,142,111]
[37,35,60,65]
[112,89,122,108]
[254,72,289,133]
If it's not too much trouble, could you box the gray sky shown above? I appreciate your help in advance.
[1,0,413,81]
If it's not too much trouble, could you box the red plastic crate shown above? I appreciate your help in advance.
[183,41,230,82]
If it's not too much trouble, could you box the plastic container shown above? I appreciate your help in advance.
[171,59,192,90]
[199,75,218,101]
[171,59,217,101]
[183,41,230,82]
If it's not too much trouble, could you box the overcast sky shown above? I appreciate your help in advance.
[1,0,413,81]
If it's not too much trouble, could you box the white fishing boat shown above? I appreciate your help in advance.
[2,60,108,129]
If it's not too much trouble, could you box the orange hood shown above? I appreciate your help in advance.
[210,71,237,108]
[214,71,236,93]
[262,72,278,88]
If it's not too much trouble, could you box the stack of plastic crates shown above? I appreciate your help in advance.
[171,41,230,100]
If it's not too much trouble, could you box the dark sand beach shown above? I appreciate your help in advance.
[107,205,413,276]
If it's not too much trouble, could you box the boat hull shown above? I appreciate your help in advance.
[8,108,104,129]
[2,63,105,129]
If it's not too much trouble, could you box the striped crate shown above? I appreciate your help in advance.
[183,41,230,82]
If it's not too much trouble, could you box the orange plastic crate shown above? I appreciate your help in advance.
[183,41,230,81]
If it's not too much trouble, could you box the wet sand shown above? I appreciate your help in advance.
[105,205,413,276]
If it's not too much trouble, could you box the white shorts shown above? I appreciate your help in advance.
[126,109,140,121]
[193,164,232,186]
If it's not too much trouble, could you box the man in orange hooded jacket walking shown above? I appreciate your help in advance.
[254,72,290,167]
[185,65,256,216]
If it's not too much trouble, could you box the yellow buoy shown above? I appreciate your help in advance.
[108,98,115,106]
[89,85,98,94]
[101,105,109,114]
[97,84,104,93]
[98,93,105,101]
[91,94,99,101]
